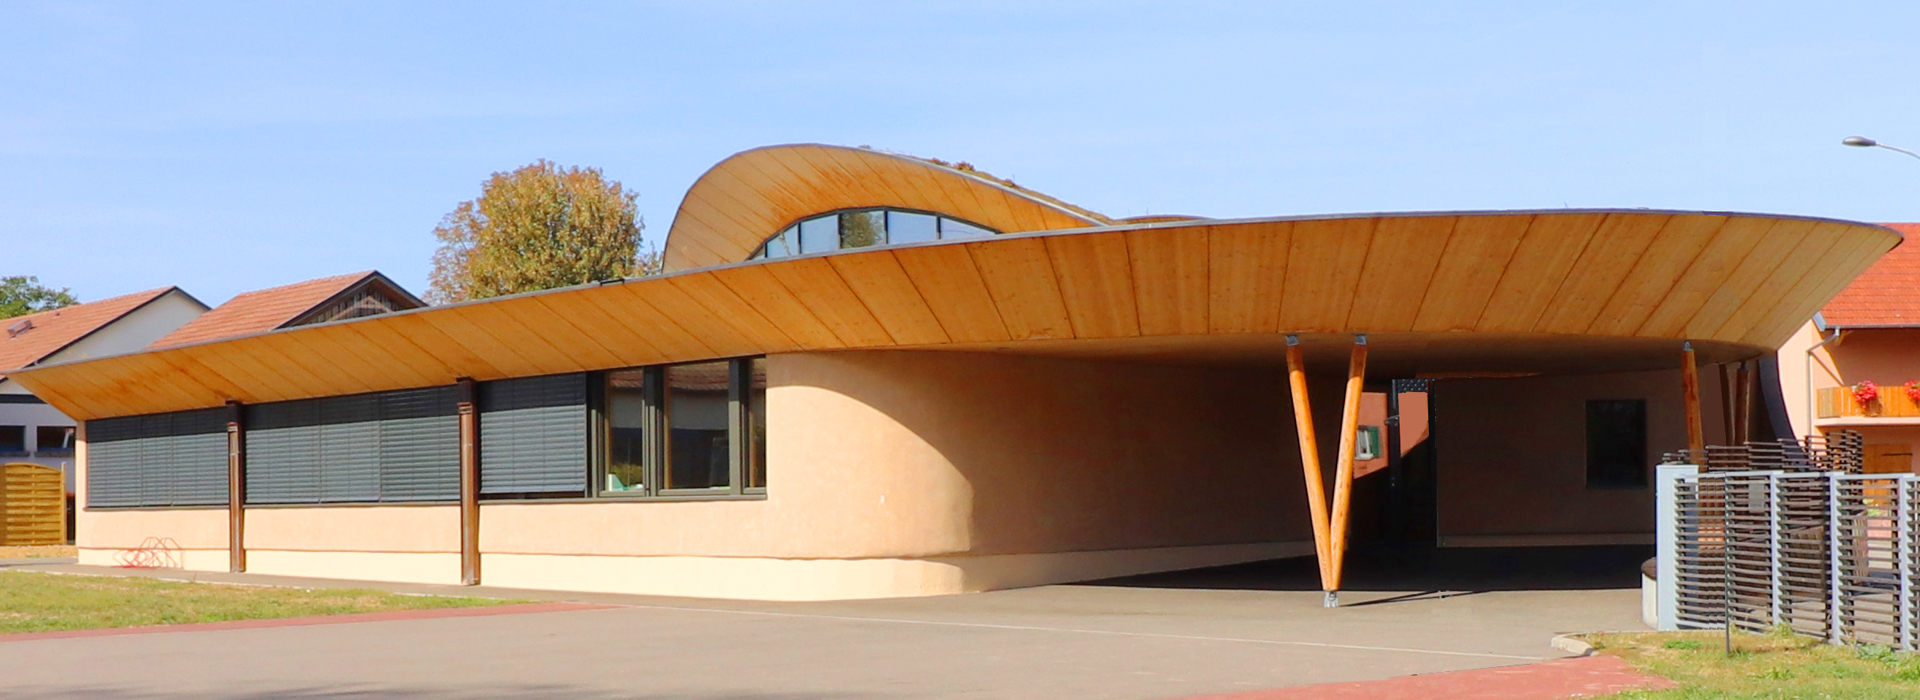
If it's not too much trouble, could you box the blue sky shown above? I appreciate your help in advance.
[3,1,1917,305]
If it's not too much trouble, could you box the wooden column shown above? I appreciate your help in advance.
[225,401,246,573]
[1728,362,1743,444]
[457,378,480,586]
[1682,342,1704,460]
[1283,335,1335,598]
[1735,360,1755,444]
[1326,335,1368,606]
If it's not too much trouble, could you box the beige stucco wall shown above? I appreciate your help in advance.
[1434,367,1729,542]
[77,350,1322,598]
[485,351,1315,578]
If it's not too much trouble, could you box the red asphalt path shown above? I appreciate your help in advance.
[1174,655,1676,700]
[0,601,617,643]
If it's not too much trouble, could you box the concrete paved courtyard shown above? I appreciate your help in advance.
[0,548,1648,700]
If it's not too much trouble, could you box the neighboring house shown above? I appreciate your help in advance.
[0,287,209,489]
[1777,223,1920,474]
[12,144,1897,602]
[147,271,423,350]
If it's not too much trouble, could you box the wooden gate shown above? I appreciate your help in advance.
[0,463,68,546]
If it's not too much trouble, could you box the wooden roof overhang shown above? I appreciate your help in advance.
[661,144,1111,271]
[10,209,1899,421]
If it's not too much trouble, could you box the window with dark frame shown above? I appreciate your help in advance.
[747,208,1000,259]
[0,425,23,455]
[591,356,767,499]
[35,426,73,456]
[1586,399,1648,488]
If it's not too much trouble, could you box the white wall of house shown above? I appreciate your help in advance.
[0,288,206,491]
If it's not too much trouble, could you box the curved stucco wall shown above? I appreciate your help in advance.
[481,351,1312,563]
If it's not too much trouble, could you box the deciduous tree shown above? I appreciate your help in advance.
[0,276,78,319]
[428,161,658,304]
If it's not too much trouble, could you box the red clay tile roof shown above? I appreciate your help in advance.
[1821,223,1920,328]
[0,287,180,380]
[148,271,380,350]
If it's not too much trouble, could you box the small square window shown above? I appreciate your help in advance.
[1586,400,1647,488]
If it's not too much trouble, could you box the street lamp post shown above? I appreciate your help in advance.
[1843,136,1920,162]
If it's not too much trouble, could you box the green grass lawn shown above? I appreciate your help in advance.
[0,570,522,635]
[1589,629,1920,699]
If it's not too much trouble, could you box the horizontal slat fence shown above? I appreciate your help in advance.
[1660,430,1920,650]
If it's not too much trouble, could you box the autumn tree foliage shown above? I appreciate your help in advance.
[428,160,660,304]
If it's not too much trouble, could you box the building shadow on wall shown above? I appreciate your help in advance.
[1075,544,1652,596]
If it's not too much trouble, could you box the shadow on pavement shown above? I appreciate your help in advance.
[1078,544,1651,595]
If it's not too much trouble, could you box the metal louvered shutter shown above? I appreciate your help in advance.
[245,399,322,504]
[318,394,381,502]
[377,386,459,502]
[82,410,227,508]
[480,374,588,495]
[83,416,144,508]
[167,409,230,506]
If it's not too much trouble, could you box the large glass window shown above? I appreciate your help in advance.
[748,208,999,259]
[744,357,767,489]
[594,356,767,498]
[664,361,731,491]
[605,368,650,493]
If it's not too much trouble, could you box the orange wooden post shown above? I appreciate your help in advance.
[1284,335,1335,599]
[1682,342,1704,460]
[225,401,246,573]
[458,378,481,586]
[1326,334,1368,606]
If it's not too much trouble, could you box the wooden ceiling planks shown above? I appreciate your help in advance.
[1468,213,1599,333]
[889,244,1012,344]
[1045,232,1141,339]
[1347,216,1456,332]
[1207,222,1292,334]
[1634,216,1782,339]
[966,237,1074,340]
[1587,214,1731,337]
[825,252,951,346]
[9,210,1898,421]
[1711,221,1855,343]
[1410,214,1535,333]
[1679,218,1819,341]
[760,257,895,347]
[1127,225,1210,337]
[1532,214,1673,335]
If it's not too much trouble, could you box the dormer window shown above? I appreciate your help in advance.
[748,208,998,260]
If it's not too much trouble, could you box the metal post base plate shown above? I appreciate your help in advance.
[1323,590,1340,608]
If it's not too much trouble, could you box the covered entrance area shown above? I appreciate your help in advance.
[928,329,1771,605]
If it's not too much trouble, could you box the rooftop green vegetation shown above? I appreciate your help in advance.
[1590,629,1920,699]
[0,571,521,635]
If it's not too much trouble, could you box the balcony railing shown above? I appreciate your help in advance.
[1817,385,1920,419]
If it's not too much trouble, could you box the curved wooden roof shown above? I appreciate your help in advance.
[661,144,1110,271]
[12,209,1899,421]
